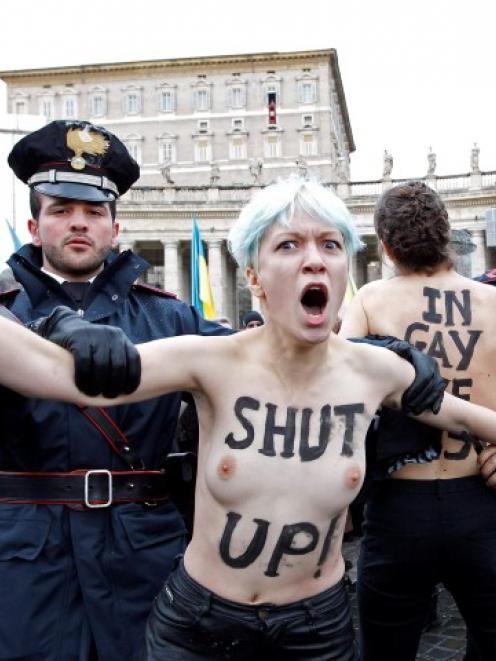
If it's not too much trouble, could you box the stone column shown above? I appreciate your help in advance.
[163,239,180,295]
[366,260,381,283]
[470,230,487,277]
[207,239,224,316]
[349,253,358,287]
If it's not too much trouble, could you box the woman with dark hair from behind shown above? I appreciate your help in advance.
[340,181,496,661]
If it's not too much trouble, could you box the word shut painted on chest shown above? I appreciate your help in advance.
[405,286,483,459]
[224,397,365,461]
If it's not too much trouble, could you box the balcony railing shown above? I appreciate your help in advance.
[121,171,496,206]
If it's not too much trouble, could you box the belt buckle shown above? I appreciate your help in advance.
[84,469,113,509]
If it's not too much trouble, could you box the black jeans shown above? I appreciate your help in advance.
[358,476,496,661]
[140,559,358,660]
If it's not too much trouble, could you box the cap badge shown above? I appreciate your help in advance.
[66,126,110,171]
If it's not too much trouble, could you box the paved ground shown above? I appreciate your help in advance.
[343,538,468,660]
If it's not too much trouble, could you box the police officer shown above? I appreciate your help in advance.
[1,120,228,661]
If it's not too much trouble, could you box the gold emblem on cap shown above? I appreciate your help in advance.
[66,126,110,171]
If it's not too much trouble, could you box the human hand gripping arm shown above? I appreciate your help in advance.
[31,306,140,397]
[379,349,496,444]
[0,312,212,406]
[477,445,496,487]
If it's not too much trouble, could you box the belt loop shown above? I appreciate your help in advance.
[301,599,315,625]
[199,591,212,618]
[172,554,183,571]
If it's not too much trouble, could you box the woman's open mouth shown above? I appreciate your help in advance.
[300,284,328,322]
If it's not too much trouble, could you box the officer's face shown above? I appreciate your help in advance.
[28,194,119,281]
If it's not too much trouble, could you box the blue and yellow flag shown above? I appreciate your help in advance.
[191,218,217,320]
[344,272,358,304]
[0,219,23,268]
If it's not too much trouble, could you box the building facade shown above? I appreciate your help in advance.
[0,112,45,269]
[1,49,495,325]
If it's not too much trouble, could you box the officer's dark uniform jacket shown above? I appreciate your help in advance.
[0,243,226,661]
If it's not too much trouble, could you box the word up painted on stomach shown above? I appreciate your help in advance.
[219,510,341,577]
[224,397,364,460]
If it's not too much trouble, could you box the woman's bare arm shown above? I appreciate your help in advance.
[0,315,79,400]
[419,395,496,446]
[0,314,223,405]
[374,344,496,445]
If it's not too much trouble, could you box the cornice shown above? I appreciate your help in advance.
[118,209,240,220]
[0,48,335,80]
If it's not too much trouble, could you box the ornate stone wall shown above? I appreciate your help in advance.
[2,51,495,326]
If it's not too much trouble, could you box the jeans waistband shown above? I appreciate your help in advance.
[172,559,348,615]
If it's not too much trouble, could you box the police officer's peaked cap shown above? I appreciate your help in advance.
[8,120,140,202]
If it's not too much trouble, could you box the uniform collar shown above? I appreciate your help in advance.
[7,244,149,314]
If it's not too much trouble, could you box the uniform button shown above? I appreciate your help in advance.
[111,294,119,301]
[258,609,270,619]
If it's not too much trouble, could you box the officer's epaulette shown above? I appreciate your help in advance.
[132,282,178,299]
[0,287,21,304]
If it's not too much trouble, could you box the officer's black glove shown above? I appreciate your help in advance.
[350,334,446,415]
[30,306,141,398]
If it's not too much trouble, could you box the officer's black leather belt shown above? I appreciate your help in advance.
[0,470,169,508]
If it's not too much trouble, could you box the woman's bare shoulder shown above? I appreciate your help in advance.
[338,336,413,404]
[341,335,396,368]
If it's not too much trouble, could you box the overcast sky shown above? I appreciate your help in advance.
[0,0,493,180]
